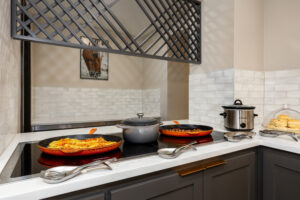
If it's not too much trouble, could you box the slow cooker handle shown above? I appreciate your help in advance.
[234,99,243,105]
[220,112,227,118]
[254,114,258,117]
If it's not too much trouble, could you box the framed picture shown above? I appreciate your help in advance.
[80,36,109,80]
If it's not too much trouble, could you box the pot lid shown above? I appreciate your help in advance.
[122,113,160,126]
[222,99,255,109]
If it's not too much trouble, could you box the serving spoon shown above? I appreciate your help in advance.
[158,141,197,159]
[259,130,299,142]
[40,158,117,184]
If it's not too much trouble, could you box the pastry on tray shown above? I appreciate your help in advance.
[287,119,300,128]
[271,119,288,128]
[266,115,300,133]
[278,115,291,120]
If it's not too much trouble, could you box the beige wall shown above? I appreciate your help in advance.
[31,43,144,89]
[264,0,300,71]
[0,1,21,154]
[167,61,189,120]
[142,58,167,90]
[234,0,264,71]
[191,0,264,73]
[190,0,235,74]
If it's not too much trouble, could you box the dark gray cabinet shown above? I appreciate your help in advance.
[45,190,106,200]
[110,171,203,200]
[203,151,256,200]
[263,148,300,200]
[45,149,257,200]
[109,150,257,200]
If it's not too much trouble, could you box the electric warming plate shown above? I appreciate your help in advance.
[0,131,225,184]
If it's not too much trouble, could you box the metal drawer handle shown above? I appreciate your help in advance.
[177,160,226,177]
[177,165,206,177]
[204,160,226,169]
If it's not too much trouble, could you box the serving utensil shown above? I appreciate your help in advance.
[224,132,256,142]
[40,158,117,184]
[259,130,299,142]
[157,141,197,159]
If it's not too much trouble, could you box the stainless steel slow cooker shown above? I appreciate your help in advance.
[220,99,258,131]
[116,113,160,144]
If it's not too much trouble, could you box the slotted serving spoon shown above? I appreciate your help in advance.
[40,158,117,184]
[158,141,197,159]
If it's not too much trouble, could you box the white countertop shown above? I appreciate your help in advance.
[1,120,300,200]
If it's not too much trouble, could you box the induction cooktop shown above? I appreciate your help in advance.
[0,131,225,184]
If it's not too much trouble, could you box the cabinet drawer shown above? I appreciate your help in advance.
[44,191,105,200]
[110,171,203,200]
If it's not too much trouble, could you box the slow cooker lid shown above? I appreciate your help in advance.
[122,113,159,126]
[222,99,255,109]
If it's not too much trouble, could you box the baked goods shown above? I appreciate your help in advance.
[271,119,288,128]
[267,115,300,133]
[48,137,117,150]
[288,119,300,128]
[278,115,291,120]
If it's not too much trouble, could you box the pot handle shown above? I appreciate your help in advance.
[254,114,258,117]
[220,112,227,118]
[116,124,128,128]
[234,99,243,105]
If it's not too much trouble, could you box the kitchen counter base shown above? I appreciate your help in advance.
[1,120,300,200]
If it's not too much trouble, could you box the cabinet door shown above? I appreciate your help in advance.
[110,171,203,200]
[263,148,300,200]
[204,151,256,200]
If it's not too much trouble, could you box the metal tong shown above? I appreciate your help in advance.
[40,158,117,184]
[259,130,299,142]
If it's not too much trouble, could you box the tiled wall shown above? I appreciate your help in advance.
[189,69,234,127]
[32,87,160,124]
[0,1,21,154]
[142,89,161,118]
[189,69,264,128]
[264,69,300,117]
[234,70,265,127]
[190,68,300,129]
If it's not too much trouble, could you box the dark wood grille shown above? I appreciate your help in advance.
[12,0,201,64]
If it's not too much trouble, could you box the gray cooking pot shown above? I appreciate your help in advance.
[116,113,160,144]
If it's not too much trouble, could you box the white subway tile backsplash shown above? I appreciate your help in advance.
[274,98,299,106]
[32,87,160,124]
[275,84,299,91]
[274,69,300,78]
[190,69,266,128]
[265,69,300,117]
[189,69,235,127]
[234,69,265,127]
[287,91,300,98]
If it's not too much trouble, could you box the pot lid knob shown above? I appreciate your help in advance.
[234,99,243,105]
[137,113,144,119]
